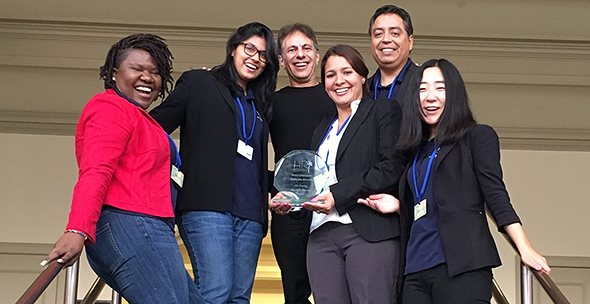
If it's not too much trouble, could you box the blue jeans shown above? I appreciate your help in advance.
[85,209,203,304]
[178,211,264,304]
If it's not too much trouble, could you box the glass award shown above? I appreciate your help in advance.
[273,150,330,208]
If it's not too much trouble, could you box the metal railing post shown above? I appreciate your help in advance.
[63,261,79,304]
[112,289,122,304]
[521,262,533,304]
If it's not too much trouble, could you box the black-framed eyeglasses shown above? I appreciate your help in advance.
[240,42,267,63]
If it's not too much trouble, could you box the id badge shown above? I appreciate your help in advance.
[414,199,427,221]
[237,139,253,161]
[171,165,184,187]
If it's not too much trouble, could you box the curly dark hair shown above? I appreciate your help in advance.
[99,33,174,99]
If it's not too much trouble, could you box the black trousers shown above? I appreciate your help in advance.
[402,263,493,304]
[270,209,312,304]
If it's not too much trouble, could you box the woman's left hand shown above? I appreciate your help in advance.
[520,247,551,274]
[42,232,85,267]
[505,223,551,274]
[302,192,335,214]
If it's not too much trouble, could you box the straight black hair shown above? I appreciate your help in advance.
[397,59,476,153]
[211,22,279,115]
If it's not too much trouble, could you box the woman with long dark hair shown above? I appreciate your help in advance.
[359,58,550,303]
[150,22,279,303]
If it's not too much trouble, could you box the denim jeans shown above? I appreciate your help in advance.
[85,209,203,304]
[178,211,264,304]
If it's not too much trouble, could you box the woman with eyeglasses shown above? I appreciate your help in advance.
[150,22,279,303]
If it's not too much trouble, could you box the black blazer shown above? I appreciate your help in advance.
[150,70,269,233]
[311,96,406,242]
[399,124,521,276]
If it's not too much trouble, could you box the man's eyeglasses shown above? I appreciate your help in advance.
[240,43,267,63]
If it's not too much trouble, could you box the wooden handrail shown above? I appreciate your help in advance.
[500,233,570,304]
[486,209,571,304]
[15,260,65,304]
[531,269,570,304]
[15,259,119,304]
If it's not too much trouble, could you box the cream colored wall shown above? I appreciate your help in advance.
[3,133,590,302]
[0,134,75,243]
[1,0,590,302]
[493,150,590,301]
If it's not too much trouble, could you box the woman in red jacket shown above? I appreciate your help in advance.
[43,34,202,304]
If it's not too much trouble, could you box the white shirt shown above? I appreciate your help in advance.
[310,99,361,233]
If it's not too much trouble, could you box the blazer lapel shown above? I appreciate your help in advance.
[336,97,373,162]
[434,141,457,171]
[311,115,335,152]
[213,76,238,115]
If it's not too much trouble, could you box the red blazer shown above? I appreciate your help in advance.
[66,89,173,244]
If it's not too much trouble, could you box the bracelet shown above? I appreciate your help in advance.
[65,229,88,240]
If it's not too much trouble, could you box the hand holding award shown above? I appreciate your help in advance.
[273,150,331,211]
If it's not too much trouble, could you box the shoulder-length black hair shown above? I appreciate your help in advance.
[100,33,174,99]
[211,22,279,114]
[397,58,476,152]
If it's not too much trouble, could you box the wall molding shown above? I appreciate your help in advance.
[0,111,79,136]
[497,127,590,152]
[2,18,590,152]
[2,18,589,86]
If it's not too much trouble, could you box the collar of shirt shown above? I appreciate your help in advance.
[374,57,414,90]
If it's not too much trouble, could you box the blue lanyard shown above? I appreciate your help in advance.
[317,114,352,170]
[412,145,439,203]
[113,88,181,168]
[167,134,181,168]
[235,97,256,145]
[373,69,399,100]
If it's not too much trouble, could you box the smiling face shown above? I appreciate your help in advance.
[112,48,162,109]
[279,31,320,87]
[370,13,413,73]
[323,55,365,109]
[419,67,446,135]
[232,35,267,92]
